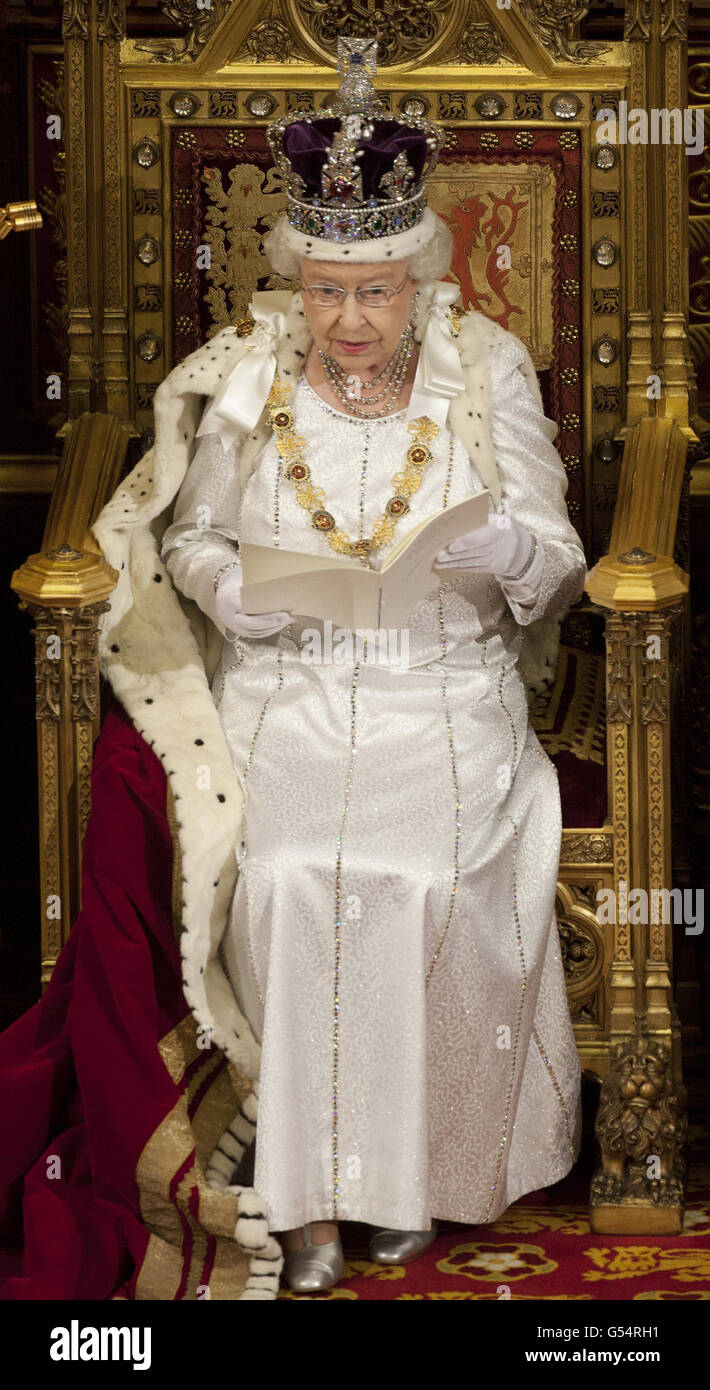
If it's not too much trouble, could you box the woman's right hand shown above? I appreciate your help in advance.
[215,563,293,639]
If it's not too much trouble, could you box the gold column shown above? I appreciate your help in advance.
[587,416,689,1232]
[11,412,127,984]
[61,0,133,424]
[62,0,93,419]
[624,1,655,426]
[659,0,693,430]
[98,0,132,421]
[20,585,112,986]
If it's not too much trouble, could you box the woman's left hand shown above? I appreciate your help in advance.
[435,515,536,581]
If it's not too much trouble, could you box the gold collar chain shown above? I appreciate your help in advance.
[267,372,439,567]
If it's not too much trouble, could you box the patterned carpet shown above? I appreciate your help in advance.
[278,1051,710,1301]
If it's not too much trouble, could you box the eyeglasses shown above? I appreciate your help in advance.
[301,275,410,309]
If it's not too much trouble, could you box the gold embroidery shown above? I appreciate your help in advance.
[133,1015,258,1300]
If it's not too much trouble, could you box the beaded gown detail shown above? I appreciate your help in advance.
[161,336,588,1231]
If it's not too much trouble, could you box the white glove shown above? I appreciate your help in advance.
[215,561,293,639]
[435,514,537,581]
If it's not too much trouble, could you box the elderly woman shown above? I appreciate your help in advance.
[149,45,588,1294]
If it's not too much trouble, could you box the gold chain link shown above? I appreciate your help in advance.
[267,373,440,566]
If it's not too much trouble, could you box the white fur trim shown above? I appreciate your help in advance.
[280,205,440,263]
[237,1234,283,1299]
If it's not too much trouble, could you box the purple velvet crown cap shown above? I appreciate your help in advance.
[282,118,429,202]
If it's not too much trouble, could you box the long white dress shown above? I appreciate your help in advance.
[161,333,588,1232]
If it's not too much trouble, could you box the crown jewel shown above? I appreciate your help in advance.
[266,37,445,246]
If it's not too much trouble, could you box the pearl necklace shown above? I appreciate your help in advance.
[267,371,439,567]
[327,334,407,387]
[317,323,415,419]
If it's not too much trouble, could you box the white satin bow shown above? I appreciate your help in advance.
[405,281,466,428]
[195,291,293,452]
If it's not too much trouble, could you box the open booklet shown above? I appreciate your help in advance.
[240,488,490,631]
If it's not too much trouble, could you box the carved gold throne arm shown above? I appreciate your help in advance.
[11,413,128,989]
[585,416,690,1235]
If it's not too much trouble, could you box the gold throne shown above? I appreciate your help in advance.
[12,2,697,1235]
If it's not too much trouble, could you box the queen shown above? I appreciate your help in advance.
[97,38,588,1295]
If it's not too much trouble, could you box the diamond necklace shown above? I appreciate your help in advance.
[328,338,405,388]
[317,323,415,419]
[321,321,412,390]
[320,348,412,418]
[319,326,411,411]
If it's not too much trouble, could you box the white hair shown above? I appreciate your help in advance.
[262,209,453,285]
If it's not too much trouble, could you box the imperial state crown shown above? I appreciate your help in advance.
[266,37,445,248]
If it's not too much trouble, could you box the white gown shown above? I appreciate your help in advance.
[161,336,587,1232]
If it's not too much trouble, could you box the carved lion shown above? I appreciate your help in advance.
[591,1037,687,1206]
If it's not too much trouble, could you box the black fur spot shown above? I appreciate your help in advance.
[217,793,226,802]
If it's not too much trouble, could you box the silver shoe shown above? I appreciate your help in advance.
[281,1222,344,1292]
[369,1223,438,1264]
